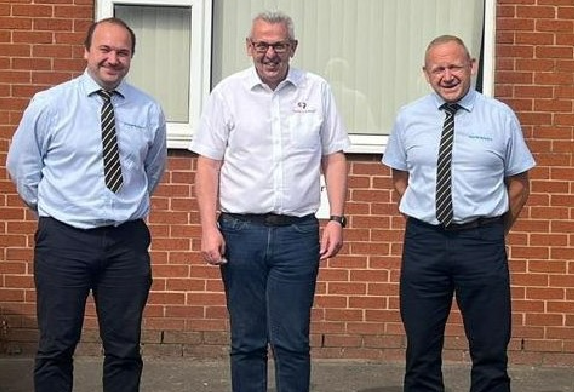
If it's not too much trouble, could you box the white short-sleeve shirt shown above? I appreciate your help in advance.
[191,67,350,216]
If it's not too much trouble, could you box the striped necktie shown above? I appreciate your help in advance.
[436,102,461,226]
[97,90,124,193]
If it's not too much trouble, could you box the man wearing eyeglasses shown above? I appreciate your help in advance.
[382,35,535,392]
[191,10,349,392]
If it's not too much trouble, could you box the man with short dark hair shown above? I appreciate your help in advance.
[383,35,535,392]
[191,10,349,392]
[7,17,166,392]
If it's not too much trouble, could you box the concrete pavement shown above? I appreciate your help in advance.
[1,356,573,392]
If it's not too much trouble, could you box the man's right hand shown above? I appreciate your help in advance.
[201,226,227,265]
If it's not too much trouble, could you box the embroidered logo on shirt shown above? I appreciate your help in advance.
[293,101,316,114]
[467,135,493,141]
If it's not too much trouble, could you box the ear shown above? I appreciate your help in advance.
[469,58,478,76]
[245,38,252,56]
[290,40,298,57]
[84,49,89,61]
[422,66,431,85]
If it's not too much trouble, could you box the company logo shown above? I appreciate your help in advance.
[293,101,316,113]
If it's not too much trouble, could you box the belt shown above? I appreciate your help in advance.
[220,212,315,226]
[409,216,504,231]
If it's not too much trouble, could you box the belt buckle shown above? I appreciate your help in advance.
[264,214,283,226]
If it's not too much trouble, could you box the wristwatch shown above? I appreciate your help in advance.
[329,215,347,228]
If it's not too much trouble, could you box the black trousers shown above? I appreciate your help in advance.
[33,217,152,392]
[401,218,511,392]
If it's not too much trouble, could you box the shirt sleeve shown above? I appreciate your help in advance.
[504,109,536,177]
[320,82,351,155]
[190,87,230,160]
[6,94,52,211]
[382,111,408,171]
[145,105,167,196]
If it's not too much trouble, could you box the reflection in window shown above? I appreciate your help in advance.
[115,5,192,123]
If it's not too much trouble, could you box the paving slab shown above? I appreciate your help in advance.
[1,356,573,392]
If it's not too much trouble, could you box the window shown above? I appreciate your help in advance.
[97,0,495,153]
[96,0,211,149]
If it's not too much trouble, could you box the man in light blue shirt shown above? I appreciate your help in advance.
[7,17,166,392]
[383,35,535,392]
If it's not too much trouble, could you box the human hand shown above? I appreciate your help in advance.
[319,221,344,260]
[200,226,227,265]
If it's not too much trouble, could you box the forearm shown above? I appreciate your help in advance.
[322,152,347,216]
[505,172,530,233]
[195,156,222,230]
[391,169,409,199]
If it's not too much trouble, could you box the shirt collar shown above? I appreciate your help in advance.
[247,66,301,90]
[431,88,477,112]
[81,70,126,98]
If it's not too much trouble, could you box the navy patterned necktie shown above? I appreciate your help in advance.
[97,90,123,193]
[436,102,461,226]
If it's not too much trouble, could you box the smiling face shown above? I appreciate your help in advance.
[423,40,477,103]
[84,21,133,90]
[246,18,297,90]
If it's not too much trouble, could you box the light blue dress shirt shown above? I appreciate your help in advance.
[382,89,536,225]
[7,71,167,229]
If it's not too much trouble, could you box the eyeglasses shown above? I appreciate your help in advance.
[250,40,293,54]
[428,64,468,76]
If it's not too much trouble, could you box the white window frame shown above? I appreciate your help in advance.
[96,0,212,149]
[96,0,495,153]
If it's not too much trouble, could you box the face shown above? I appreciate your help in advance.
[246,19,297,90]
[84,22,133,90]
[423,41,477,103]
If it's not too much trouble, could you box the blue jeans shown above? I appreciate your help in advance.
[218,214,320,392]
[401,218,511,392]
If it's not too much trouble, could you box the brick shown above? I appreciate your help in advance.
[528,260,567,274]
[54,5,92,18]
[496,31,515,45]
[12,31,53,44]
[54,31,86,45]
[0,17,32,29]
[164,305,204,318]
[32,44,72,57]
[536,46,573,59]
[526,287,565,300]
[536,19,573,33]
[497,17,535,31]
[496,71,533,84]
[147,292,185,305]
[0,288,25,302]
[525,313,564,326]
[512,85,550,99]
[52,58,85,72]
[534,72,574,86]
[34,18,73,31]
[11,57,52,71]
[557,6,574,19]
[11,4,53,17]
[31,71,73,85]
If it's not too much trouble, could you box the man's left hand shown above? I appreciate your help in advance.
[320,221,344,260]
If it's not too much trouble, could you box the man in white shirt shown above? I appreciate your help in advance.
[191,10,350,392]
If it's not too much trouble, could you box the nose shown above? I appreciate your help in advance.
[107,51,119,64]
[442,68,454,80]
[265,45,278,57]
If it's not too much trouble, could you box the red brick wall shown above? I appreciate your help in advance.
[1,0,573,365]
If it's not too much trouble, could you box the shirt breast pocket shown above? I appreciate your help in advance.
[289,113,322,150]
[117,120,150,169]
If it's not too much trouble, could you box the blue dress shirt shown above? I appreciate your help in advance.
[7,71,167,229]
[382,89,536,225]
